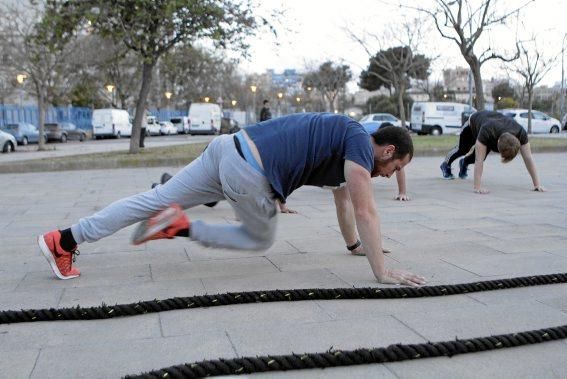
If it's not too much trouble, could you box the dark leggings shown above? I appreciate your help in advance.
[444,125,489,167]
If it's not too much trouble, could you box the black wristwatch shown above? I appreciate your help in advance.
[347,240,361,251]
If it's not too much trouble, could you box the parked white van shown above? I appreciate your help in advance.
[92,109,132,139]
[170,116,190,134]
[188,103,221,135]
[410,102,475,135]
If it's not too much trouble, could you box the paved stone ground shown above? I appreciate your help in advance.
[1,153,566,378]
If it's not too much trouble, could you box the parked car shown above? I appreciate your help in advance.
[145,115,161,136]
[60,122,88,141]
[359,113,402,134]
[561,113,567,132]
[0,129,17,153]
[44,123,68,143]
[499,109,561,134]
[170,116,190,134]
[220,117,240,134]
[410,102,475,135]
[159,121,178,135]
[0,122,44,145]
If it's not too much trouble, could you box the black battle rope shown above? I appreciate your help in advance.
[124,324,567,378]
[1,273,566,325]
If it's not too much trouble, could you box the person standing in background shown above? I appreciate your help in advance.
[259,100,272,122]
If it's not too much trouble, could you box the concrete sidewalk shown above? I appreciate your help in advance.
[1,153,566,378]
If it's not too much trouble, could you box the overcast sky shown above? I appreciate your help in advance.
[240,0,567,90]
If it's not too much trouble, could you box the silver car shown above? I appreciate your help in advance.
[0,129,17,153]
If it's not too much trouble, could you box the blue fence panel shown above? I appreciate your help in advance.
[151,109,187,122]
[0,105,92,130]
[0,105,189,130]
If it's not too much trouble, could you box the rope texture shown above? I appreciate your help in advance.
[125,324,567,378]
[1,273,566,325]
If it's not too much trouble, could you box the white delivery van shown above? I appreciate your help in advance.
[410,102,475,135]
[188,103,221,135]
[92,109,132,139]
[170,116,190,134]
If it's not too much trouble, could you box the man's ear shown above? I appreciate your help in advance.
[384,144,396,159]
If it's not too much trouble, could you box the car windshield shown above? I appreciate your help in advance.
[4,124,18,130]
[45,124,58,130]
[359,115,371,122]
[61,124,75,130]
[170,118,181,123]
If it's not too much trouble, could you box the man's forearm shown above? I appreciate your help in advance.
[333,189,358,245]
[396,169,407,195]
[354,209,386,279]
[473,160,484,190]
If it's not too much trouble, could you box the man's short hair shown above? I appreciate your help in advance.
[371,126,413,160]
[263,99,269,105]
[498,132,521,163]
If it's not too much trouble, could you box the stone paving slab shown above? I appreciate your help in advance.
[0,154,566,377]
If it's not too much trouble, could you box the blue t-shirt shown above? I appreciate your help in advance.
[245,113,374,200]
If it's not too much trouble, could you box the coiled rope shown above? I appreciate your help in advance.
[125,324,567,378]
[1,272,566,325]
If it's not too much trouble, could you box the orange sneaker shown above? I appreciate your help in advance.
[37,230,81,280]
[131,204,190,245]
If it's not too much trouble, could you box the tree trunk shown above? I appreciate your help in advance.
[37,85,46,151]
[129,62,155,153]
[527,88,533,134]
[397,82,406,128]
[463,55,485,110]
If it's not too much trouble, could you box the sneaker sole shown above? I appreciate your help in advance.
[37,235,79,280]
[131,206,181,245]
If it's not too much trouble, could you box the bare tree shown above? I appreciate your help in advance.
[508,38,557,133]
[303,61,352,112]
[403,0,532,110]
[348,17,432,127]
[0,0,79,150]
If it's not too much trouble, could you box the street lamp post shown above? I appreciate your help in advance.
[560,33,567,126]
[16,74,27,121]
[105,84,115,107]
[295,96,301,112]
[231,99,237,108]
[165,91,172,119]
[277,92,283,116]
[204,96,210,103]
[250,85,257,122]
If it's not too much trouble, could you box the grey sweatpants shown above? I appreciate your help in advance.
[71,134,278,250]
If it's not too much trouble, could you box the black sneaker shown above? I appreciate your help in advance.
[458,158,468,179]
[161,173,173,184]
[440,162,454,179]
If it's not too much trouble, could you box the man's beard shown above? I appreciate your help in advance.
[371,157,393,177]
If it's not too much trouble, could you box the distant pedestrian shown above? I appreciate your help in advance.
[259,99,272,122]
[139,108,150,148]
[440,110,545,194]
[37,112,423,286]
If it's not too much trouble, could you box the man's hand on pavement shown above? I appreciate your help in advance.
[349,246,391,256]
[378,268,426,287]
[474,187,489,194]
[533,186,546,192]
[395,193,411,201]
[278,203,297,214]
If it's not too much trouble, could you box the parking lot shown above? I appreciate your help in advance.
[0,133,215,163]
